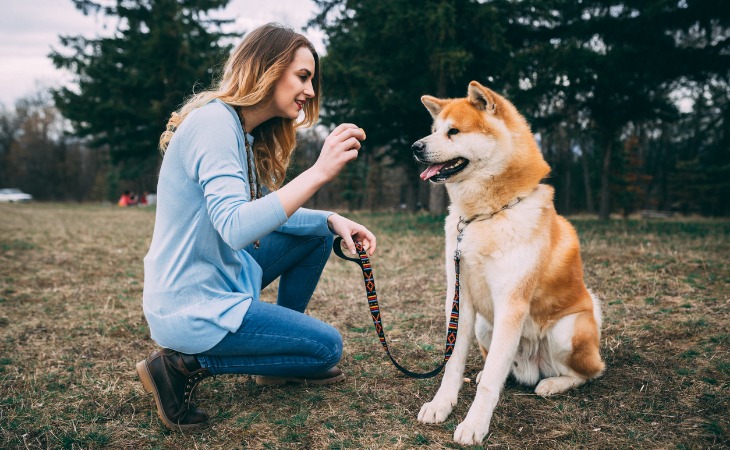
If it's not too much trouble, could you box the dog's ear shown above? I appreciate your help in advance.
[421,95,446,119]
[468,81,498,115]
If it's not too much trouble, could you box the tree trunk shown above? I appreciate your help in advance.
[599,138,613,220]
[563,158,571,214]
[427,64,450,215]
[581,142,595,213]
[558,129,571,215]
[428,183,448,215]
[365,150,380,212]
[403,163,422,211]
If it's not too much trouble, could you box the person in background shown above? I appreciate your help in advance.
[117,191,132,207]
[136,23,376,431]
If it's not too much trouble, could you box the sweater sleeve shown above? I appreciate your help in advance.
[277,208,335,237]
[180,105,289,250]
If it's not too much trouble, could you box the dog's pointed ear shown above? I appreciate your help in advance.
[421,95,445,119]
[468,81,498,115]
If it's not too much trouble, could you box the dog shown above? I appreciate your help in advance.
[412,81,604,445]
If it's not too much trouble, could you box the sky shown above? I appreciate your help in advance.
[0,0,323,108]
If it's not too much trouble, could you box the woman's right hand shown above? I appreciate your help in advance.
[275,124,366,217]
[314,124,366,182]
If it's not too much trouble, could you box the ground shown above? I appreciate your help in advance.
[0,203,728,449]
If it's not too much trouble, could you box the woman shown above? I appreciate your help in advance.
[136,23,376,430]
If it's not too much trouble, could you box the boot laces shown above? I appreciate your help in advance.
[183,371,207,407]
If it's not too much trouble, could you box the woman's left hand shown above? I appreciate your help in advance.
[328,214,377,256]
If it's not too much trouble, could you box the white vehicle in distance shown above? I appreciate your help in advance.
[0,188,33,203]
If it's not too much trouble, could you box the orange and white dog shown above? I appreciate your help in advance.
[412,81,604,445]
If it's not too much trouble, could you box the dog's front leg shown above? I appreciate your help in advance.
[417,294,476,424]
[453,298,529,445]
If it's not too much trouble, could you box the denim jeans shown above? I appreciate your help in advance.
[196,231,342,377]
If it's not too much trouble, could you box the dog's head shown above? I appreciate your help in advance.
[413,81,549,187]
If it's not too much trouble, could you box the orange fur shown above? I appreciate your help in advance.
[569,311,606,378]
[531,214,594,328]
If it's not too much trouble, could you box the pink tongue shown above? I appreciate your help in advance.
[420,162,447,180]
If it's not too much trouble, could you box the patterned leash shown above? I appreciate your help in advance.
[333,237,460,379]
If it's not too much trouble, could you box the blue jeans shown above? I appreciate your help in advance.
[196,231,341,377]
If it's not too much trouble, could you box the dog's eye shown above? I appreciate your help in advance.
[447,128,460,136]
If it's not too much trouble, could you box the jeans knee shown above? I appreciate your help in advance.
[322,233,334,254]
[305,234,333,271]
[324,234,335,250]
[319,324,343,369]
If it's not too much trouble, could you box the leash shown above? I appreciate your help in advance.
[332,196,528,378]
[333,236,460,378]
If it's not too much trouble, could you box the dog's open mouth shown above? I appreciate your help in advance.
[419,158,469,182]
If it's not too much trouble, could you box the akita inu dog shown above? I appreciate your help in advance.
[412,81,604,445]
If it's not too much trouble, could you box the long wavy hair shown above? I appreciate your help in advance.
[159,23,321,190]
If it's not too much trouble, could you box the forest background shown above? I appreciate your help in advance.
[0,0,728,219]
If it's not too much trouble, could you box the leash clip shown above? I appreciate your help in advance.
[457,216,469,234]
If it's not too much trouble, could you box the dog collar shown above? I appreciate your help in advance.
[455,195,525,261]
[457,195,524,233]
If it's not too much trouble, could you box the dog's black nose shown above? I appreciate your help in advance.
[412,140,425,157]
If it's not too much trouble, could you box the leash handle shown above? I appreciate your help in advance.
[333,236,459,379]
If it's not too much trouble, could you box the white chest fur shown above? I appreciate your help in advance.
[444,188,551,320]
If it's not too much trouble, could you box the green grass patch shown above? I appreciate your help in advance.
[0,239,37,251]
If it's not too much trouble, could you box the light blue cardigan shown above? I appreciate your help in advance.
[143,99,333,354]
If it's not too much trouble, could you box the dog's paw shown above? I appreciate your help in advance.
[453,418,489,445]
[417,399,454,424]
[535,376,579,397]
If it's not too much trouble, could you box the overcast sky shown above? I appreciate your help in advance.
[0,0,323,108]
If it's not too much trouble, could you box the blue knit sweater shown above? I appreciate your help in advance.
[143,99,332,353]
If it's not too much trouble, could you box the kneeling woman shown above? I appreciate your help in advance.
[137,23,376,430]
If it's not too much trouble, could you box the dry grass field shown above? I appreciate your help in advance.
[0,203,728,449]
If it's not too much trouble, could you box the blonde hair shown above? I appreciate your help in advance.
[159,23,321,190]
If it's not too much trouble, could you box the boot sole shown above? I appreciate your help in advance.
[255,372,346,386]
[136,360,208,431]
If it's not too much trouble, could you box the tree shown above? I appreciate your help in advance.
[49,0,233,191]
[311,0,515,213]
[0,105,23,187]
[668,79,730,216]
[0,90,108,201]
[510,0,729,219]
[310,0,728,216]
[0,92,64,199]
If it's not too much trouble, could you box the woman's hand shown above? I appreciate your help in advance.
[275,124,365,217]
[328,214,376,256]
[314,124,366,183]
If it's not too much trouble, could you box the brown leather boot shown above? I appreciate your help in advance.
[136,348,212,430]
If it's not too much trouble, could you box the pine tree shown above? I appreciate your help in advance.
[50,0,233,191]
[508,0,729,219]
[311,0,515,213]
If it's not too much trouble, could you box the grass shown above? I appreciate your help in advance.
[0,203,728,449]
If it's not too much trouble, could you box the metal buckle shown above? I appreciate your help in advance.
[457,217,467,234]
